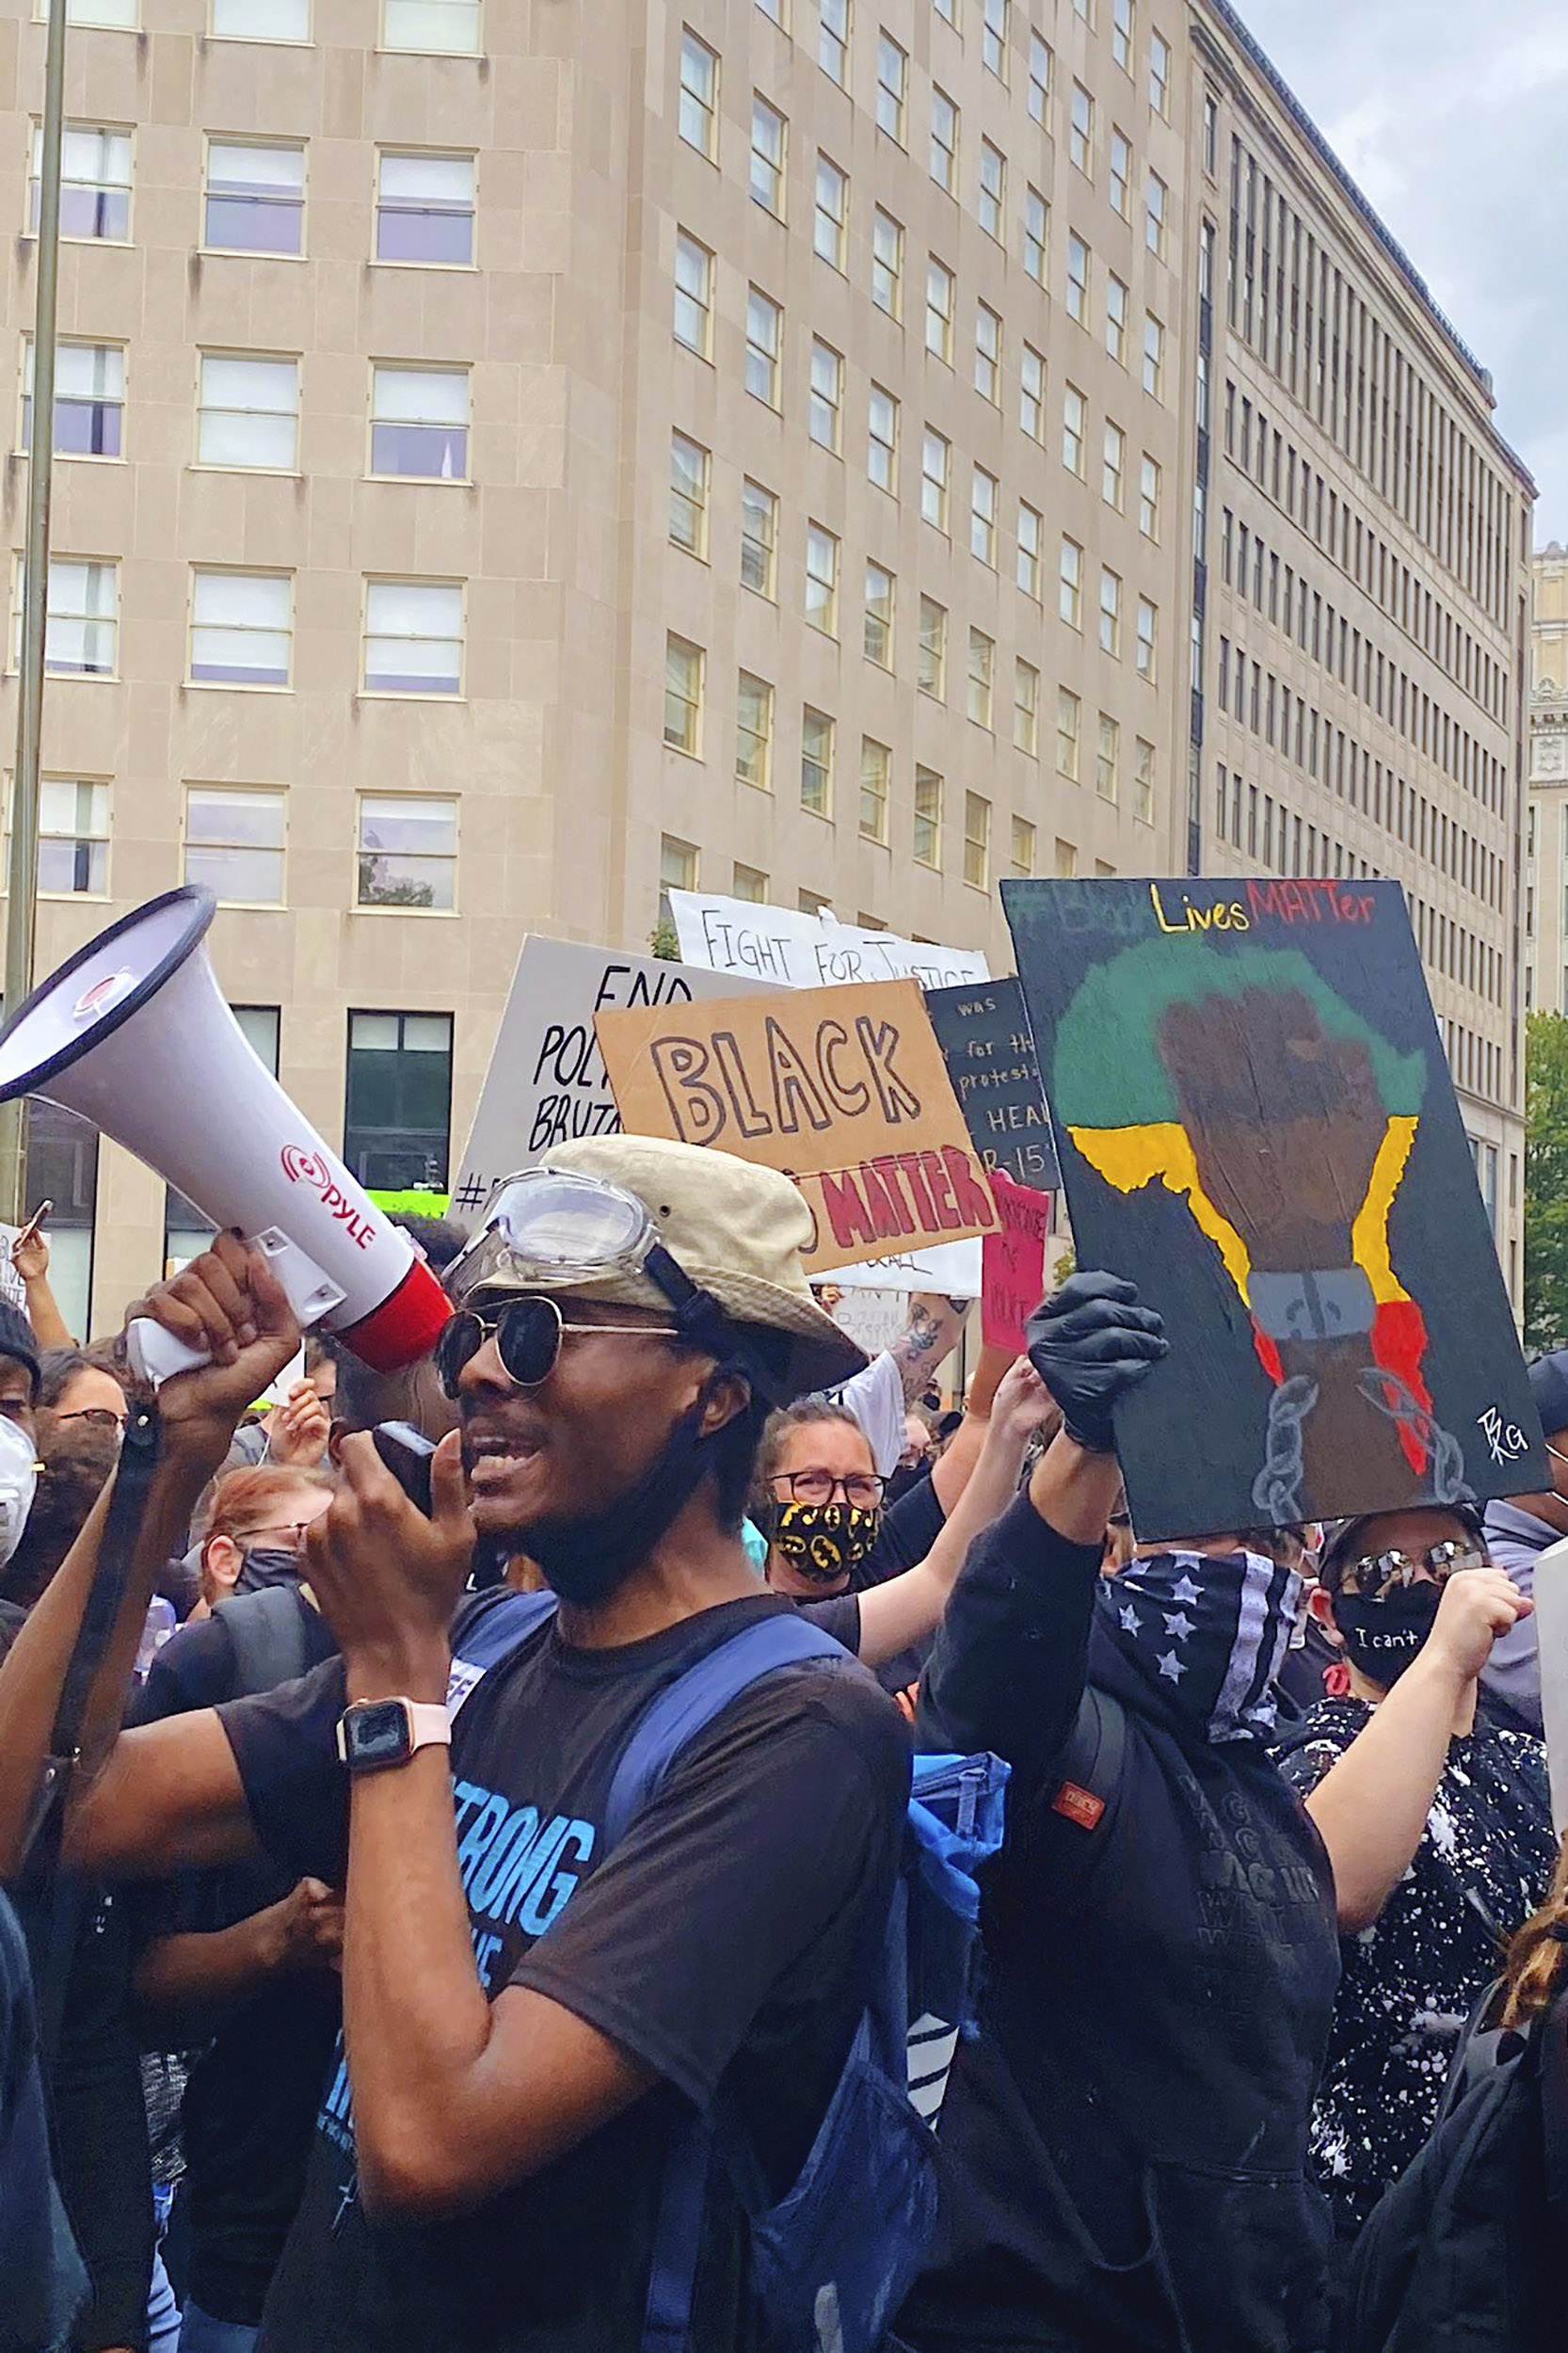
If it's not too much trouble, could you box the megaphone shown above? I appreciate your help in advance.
[0,886,452,1383]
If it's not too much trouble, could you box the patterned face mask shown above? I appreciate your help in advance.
[1101,1546,1305,1743]
[765,1500,883,1587]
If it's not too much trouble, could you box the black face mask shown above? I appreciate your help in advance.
[520,1387,727,1610]
[236,1545,308,1595]
[764,1499,883,1588]
[1333,1582,1444,1686]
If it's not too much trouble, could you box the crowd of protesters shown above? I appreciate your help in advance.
[0,1146,1564,2353]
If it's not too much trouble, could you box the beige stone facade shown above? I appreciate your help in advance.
[0,0,1528,1332]
[1527,544,1568,1025]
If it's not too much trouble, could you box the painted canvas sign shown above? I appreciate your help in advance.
[1002,874,1544,1539]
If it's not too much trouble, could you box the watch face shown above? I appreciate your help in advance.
[344,1700,409,1769]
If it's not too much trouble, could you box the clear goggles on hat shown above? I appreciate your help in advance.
[447,1169,665,1305]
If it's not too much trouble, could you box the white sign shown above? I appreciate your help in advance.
[670,891,990,994]
[0,1231,26,1315]
[1534,1534,1568,1835]
[452,937,776,1227]
[821,1239,984,1295]
[820,1285,912,1360]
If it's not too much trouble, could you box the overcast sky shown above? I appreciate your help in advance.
[1237,0,1568,543]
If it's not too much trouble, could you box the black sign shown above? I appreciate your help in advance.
[924,976,1058,1193]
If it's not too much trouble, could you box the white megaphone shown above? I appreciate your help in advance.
[0,886,452,1384]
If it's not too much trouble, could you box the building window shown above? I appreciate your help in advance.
[1028,29,1050,120]
[964,792,990,888]
[859,737,890,841]
[1020,342,1045,440]
[370,363,468,480]
[1106,273,1128,361]
[871,207,902,313]
[669,430,710,554]
[663,634,704,754]
[1014,659,1039,754]
[983,0,1008,75]
[918,596,946,697]
[967,627,994,728]
[1070,83,1093,174]
[1024,184,1048,281]
[1096,711,1119,798]
[1055,837,1078,876]
[356,794,457,909]
[863,562,894,666]
[1134,735,1155,822]
[921,426,950,528]
[1145,171,1167,259]
[1066,232,1089,323]
[931,87,958,190]
[814,153,848,265]
[58,0,137,25]
[1136,595,1157,680]
[876,32,907,139]
[979,138,1005,240]
[23,341,122,458]
[1063,383,1086,475]
[974,301,1001,402]
[819,0,849,86]
[362,579,463,696]
[1059,536,1083,628]
[1102,419,1125,508]
[745,285,782,404]
[656,838,698,930]
[935,0,956,22]
[13,558,118,678]
[808,339,843,449]
[1057,686,1081,776]
[970,466,998,566]
[740,478,778,595]
[344,1012,453,1193]
[33,124,131,242]
[212,0,310,34]
[914,766,942,867]
[188,568,289,686]
[184,784,285,903]
[733,861,769,903]
[675,231,715,354]
[1011,815,1036,875]
[1017,502,1042,597]
[32,778,109,894]
[382,0,479,52]
[1139,451,1160,538]
[1203,88,1219,174]
[1143,311,1165,397]
[735,671,775,789]
[805,521,840,633]
[801,706,834,812]
[1099,567,1122,656]
[375,151,473,265]
[868,384,898,489]
[1149,28,1170,115]
[203,138,303,254]
[1112,0,1133,70]
[751,95,788,215]
[925,256,954,360]
[1110,129,1130,219]
[679,28,719,158]
[197,352,297,472]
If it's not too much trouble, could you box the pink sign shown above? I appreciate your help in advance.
[981,1169,1053,1353]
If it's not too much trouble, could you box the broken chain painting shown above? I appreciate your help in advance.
[1002,874,1544,1540]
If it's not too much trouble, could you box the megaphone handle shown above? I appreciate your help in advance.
[126,1231,347,1388]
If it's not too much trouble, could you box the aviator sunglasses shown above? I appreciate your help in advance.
[435,1295,680,1400]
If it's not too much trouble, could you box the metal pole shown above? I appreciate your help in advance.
[0,0,67,1223]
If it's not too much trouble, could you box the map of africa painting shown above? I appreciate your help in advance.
[1003,875,1544,1541]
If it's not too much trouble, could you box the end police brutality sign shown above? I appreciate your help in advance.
[596,978,998,1273]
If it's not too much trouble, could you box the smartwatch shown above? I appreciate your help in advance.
[336,1698,452,1774]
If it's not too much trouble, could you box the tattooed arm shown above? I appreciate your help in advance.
[888,1294,971,1407]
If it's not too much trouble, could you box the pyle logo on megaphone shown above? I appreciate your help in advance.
[280,1144,377,1253]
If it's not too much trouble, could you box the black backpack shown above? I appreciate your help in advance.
[1342,1989,1568,2352]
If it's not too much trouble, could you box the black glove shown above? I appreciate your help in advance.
[1025,1272,1167,1455]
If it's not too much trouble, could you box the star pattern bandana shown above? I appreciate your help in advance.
[1099,1548,1305,1744]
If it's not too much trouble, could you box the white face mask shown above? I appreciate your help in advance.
[0,1412,39,1566]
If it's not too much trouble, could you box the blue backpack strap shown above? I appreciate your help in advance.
[446,1589,558,1719]
[604,1612,849,1850]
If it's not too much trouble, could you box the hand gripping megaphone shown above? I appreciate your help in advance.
[0,886,452,1384]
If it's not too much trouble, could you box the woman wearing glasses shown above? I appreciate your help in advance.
[1275,1507,1557,2258]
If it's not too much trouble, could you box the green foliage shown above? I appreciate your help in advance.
[1525,1011,1568,1352]
[648,916,680,961]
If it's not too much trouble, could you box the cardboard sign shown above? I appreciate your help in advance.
[451,937,775,1225]
[926,976,1059,1193]
[981,1171,1053,1353]
[595,978,999,1274]
[1002,875,1544,1539]
[670,889,989,993]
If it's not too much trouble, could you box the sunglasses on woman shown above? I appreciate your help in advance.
[1337,1538,1486,1599]
[435,1295,680,1401]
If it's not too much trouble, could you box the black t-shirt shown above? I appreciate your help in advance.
[217,1591,909,2353]
[860,1474,947,1583]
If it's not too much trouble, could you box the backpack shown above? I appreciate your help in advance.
[449,1591,1010,2353]
[212,1585,315,1695]
[1342,1989,1568,2352]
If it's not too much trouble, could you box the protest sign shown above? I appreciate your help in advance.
[595,977,999,1274]
[820,1239,983,1294]
[925,976,1058,1193]
[0,1230,26,1314]
[670,889,989,993]
[1003,874,1544,1539]
[819,1284,911,1362]
[451,938,775,1225]
[980,1171,1053,1354]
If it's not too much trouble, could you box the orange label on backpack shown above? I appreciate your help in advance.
[1051,1780,1105,1831]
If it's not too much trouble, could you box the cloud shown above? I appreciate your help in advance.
[1237,0,1568,536]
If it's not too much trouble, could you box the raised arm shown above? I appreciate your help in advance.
[1302,1568,1529,1932]
[888,1293,971,1406]
[12,1223,74,1350]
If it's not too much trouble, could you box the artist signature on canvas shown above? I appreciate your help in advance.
[1478,1405,1531,1466]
